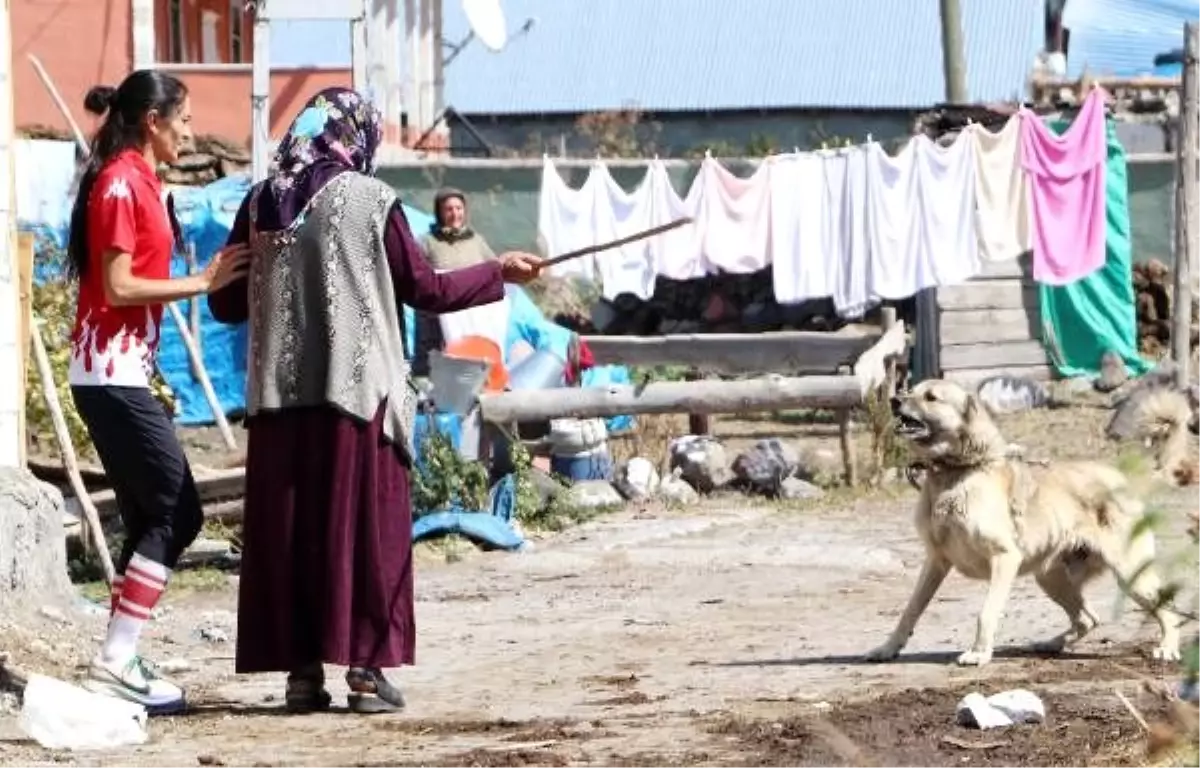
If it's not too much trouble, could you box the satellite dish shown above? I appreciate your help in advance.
[462,0,508,52]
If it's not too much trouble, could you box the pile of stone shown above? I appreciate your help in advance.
[613,435,836,506]
[16,125,251,187]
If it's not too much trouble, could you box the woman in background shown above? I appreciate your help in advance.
[209,88,542,715]
[419,187,497,270]
[66,70,248,714]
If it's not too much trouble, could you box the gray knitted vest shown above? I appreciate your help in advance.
[245,172,417,459]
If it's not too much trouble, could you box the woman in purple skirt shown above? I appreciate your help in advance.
[209,87,541,714]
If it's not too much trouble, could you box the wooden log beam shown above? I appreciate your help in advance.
[479,375,863,424]
[92,467,246,522]
[580,331,877,375]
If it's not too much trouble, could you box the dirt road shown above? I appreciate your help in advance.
[2,476,1194,766]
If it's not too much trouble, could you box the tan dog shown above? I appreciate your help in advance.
[865,379,1183,667]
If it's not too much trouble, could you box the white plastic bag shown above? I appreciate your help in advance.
[18,674,148,750]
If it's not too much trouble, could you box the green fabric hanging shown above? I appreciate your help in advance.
[1038,118,1150,379]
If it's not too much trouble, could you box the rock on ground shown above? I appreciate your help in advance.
[0,468,73,608]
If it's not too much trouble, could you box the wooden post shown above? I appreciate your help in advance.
[1174,22,1198,388]
[880,307,899,396]
[183,243,203,382]
[685,371,711,435]
[166,303,237,451]
[29,318,115,585]
[15,234,33,465]
[838,408,857,488]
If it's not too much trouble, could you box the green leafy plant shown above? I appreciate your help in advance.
[25,241,92,461]
[411,422,490,515]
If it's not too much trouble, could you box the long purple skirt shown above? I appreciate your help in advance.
[235,403,415,674]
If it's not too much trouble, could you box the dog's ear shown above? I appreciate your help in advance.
[963,393,982,421]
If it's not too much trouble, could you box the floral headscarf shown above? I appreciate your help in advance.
[254,87,383,232]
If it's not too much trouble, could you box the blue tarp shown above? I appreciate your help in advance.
[23,171,634,432]
[154,177,438,425]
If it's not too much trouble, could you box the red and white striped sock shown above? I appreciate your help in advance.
[101,554,169,664]
[109,574,124,616]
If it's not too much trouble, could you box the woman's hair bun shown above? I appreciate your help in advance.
[83,85,117,116]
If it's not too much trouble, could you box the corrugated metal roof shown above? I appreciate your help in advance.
[1062,0,1199,77]
[441,0,1044,114]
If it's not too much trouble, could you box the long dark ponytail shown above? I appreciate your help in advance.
[66,70,188,279]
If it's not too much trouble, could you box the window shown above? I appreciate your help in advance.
[201,9,220,63]
[229,0,244,62]
[168,0,185,63]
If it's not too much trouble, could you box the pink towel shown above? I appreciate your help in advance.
[1018,88,1108,285]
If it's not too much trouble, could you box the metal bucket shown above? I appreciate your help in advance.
[507,348,566,391]
[428,351,491,415]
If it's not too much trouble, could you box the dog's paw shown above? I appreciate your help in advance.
[863,643,902,662]
[955,649,993,667]
[1152,645,1182,662]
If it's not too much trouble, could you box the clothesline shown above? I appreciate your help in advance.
[538,88,1111,319]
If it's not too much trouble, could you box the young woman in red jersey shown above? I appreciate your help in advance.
[66,70,249,714]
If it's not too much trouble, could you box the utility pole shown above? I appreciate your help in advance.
[939,0,969,103]
[913,0,969,384]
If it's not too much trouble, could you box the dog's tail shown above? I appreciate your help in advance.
[1133,389,1196,486]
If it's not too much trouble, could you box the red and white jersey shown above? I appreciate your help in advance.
[69,150,174,388]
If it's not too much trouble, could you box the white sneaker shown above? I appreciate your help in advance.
[83,655,186,715]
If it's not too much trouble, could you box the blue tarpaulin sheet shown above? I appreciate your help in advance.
[23,170,634,431]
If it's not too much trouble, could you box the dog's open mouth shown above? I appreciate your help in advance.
[894,412,931,440]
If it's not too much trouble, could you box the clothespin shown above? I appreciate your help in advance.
[821,141,828,150]
[866,133,874,143]
[793,146,800,154]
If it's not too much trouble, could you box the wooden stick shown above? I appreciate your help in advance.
[16,234,34,466]
[542,217,692,267]
[166,303,237,451]
[838,408,857,487]
[183,243,204,382]
[26,54,89,155]
[29,318,115,585]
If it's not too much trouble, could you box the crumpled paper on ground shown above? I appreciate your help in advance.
[955,689,1045,729]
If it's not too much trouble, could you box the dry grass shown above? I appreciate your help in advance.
[608,413,688,473]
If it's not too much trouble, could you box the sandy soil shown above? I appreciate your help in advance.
[1,404,1196,766]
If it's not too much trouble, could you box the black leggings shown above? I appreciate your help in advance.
[71,385,203,571]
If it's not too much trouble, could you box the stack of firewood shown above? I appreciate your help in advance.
[1133,259,1199,358]
[16,125,251,186]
